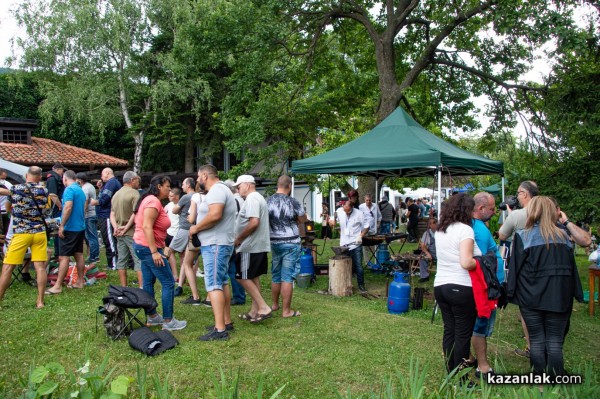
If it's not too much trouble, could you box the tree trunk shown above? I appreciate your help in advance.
[375,33,403,123]
[329,256,353,297]
[184,124,195,173]
[132,131,144,173]
[357,176,387,203]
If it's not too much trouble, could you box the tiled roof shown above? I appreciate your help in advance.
[0,137,129,167]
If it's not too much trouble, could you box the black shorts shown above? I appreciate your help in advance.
[58,230,85,256]
[235,252,268,280]
[165,234,174,247]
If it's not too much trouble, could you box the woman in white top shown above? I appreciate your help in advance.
[433,193,480,374]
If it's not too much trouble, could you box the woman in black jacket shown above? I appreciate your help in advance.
[507,196,583,379]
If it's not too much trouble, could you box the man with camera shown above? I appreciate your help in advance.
[498,181,590,357]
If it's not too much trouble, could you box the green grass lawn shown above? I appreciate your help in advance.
[1,238,599,398]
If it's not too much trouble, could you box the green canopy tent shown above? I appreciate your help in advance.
[291,107,505,212]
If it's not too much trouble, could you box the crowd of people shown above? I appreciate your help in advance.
[0,165,307,342]
[432,182,590,387]
[0,167,593,378]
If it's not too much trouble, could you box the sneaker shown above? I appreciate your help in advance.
[201,299,212,307]
[181,296,202,305]
[205,322,234,332]
[198,329,229,341]
[358,285,367,293]
[196,270,204,278]
[514,347,530,358]
[162,318,187,331]
[146,314,164,326]
[174,286,183,297]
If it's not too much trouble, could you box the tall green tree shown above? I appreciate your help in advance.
[12,0,160,172]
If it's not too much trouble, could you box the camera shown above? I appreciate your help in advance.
[499,195,520,211]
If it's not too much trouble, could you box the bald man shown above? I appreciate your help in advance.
[91,168,122,270]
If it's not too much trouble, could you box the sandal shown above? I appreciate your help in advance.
[250,312,273,324]
[238,313,254,321]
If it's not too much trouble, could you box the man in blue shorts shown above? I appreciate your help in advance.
[470,192,504,378]
[46,170,87,294]
[267,175,307,318]
[189,164,237,341]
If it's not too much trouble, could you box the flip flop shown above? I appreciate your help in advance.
[238,313,254,321]
[283,310,301,318]
[44,290,60,295]
[250,312,273,324]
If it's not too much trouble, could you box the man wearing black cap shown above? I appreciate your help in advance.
[46,163,65,256]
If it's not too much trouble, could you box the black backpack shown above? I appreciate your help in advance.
[104,285,158,310]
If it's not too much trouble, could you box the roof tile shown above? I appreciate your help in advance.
[0,137,128,167]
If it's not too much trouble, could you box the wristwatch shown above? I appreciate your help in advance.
[563,220,570,227]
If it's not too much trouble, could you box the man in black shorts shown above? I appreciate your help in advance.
[233,175,272,323]
[46,170,87,294]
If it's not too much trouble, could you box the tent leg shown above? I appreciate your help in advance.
[437,167,442,221]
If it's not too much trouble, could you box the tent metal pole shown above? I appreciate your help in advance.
[291,176,295,197]
[437,167,442,221]
[501,175,506,222]
[375,177,378,204]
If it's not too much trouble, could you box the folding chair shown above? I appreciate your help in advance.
[98,285,158,340]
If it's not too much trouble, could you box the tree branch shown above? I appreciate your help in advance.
[398,0,497,92]
[432,58,547,91]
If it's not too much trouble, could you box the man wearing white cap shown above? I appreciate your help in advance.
[233,175,272,323]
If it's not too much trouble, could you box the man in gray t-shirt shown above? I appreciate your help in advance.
[189,165,236,341]
[76,172,99,263]
[232,175,272,323]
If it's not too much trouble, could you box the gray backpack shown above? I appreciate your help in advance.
[101,303,127,339]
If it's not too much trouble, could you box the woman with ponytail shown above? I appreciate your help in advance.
[133,176,187,331]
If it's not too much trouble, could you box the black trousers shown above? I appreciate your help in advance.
[98,217,118,269]
[434,284,477,373]
[407,220,419,241]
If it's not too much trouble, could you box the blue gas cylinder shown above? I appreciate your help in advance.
[388,272,411,314]
[376,243,390,266]
[299,247,314,275]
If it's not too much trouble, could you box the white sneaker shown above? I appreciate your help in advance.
[196,270,204,278]
[162,318,187,331]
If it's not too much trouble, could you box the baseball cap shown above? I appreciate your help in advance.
[233,175,255,187]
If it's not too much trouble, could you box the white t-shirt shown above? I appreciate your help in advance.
[358,203,381,235]
[197,182,236,246]
[433,222,481,287]
[191,192,205,224]
[336,207,369,250]
[164,201,179,236]
[235,191,270,253]
[0,179,13,213]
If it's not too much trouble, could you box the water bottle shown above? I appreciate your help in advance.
[86,277,97,286]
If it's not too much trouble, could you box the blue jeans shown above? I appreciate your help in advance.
[84,217,99,261]
[228,254,246,303]
[134,243,175,319]
[379,221,392,234]
[201,244,234,292]
[271,242,301,283]
[520,307,570,378]
[348,246,364,287]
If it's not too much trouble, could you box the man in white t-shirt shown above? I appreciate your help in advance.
[359,194,381,267]
[232,175,272,323]
[331,200,369,292]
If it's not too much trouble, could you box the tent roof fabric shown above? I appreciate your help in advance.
[292,107,503,177]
